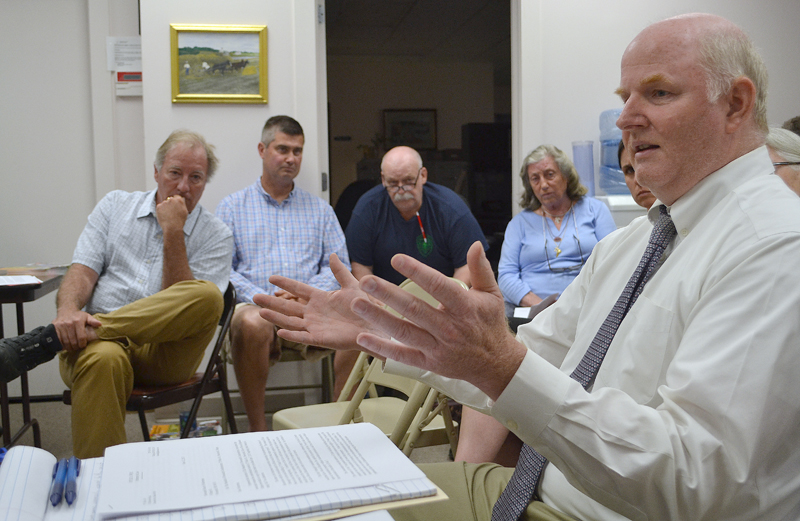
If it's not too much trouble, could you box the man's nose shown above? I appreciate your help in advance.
[177,176,190,192]
[617,97,643,131]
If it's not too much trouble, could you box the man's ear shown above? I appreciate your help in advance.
[724,76,756,134]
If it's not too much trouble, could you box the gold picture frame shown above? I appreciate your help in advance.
[170,24,268,104]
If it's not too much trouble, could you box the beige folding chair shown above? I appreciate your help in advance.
[271,278,466,456]
[266,349,335,403]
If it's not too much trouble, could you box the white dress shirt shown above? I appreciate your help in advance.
[386,147,800,520]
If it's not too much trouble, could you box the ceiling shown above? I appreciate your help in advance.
[325,0,511,85]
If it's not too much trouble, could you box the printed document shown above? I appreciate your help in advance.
[96,423,433,519]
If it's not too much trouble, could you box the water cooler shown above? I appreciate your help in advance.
[598,108,626,194]
[595,108,648,227]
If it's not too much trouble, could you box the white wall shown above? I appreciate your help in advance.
[511,0,800,210]
[0,0,141,396]
[139,0,329,215]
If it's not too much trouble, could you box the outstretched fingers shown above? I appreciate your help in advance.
[254,293,305,329]
[275,327,316,346]
[465,241,501,294]
[386,254,471,315]
[350,295,438,368]
[352,294,436,346]
[329,253,358,289]
[268,275,314,302]
[356,332,431,369]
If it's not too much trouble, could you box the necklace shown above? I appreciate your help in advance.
[543,205,571,225]
[541,204,573,257]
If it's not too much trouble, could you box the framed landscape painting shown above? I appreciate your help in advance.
[383,109,437,150]
[170,24,268,104]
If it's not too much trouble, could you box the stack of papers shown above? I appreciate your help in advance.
[0,423,445,521]
[0,275,43,286]
[97,423,441,520]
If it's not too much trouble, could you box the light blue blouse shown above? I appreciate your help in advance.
[498,197,616,306]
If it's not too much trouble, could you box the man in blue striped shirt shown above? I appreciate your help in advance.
[216,116,350,432]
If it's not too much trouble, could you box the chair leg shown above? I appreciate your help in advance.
[440,394,460,455]
[321,356,334,403]
[218,367,239,434]
[138,409,151,441]
[181,395,203,439]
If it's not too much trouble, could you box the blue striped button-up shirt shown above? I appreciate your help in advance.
[215,180,350,304]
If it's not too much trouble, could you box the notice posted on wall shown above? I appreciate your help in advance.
[107,36,142,96]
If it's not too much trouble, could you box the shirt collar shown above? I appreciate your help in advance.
[256,179,295,206]
[137,189,202,236]
[647,146,773,244]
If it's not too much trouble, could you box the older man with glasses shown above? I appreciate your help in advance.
[346,146,486,287]
[338,145,486,396]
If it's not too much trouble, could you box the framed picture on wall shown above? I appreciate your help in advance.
[383,109,437,150]
[170,24,268,104]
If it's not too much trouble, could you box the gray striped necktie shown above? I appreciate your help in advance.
[491,205,677,521]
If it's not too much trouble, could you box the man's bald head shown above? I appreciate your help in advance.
[616,13,766,205]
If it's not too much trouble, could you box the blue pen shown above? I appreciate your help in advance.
[49,459,68,506]
[64,457,81,505]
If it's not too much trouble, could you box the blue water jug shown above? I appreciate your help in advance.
[599,108,627,194]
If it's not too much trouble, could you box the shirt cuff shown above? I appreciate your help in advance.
[490,349,573,441]
[384,358,424,379]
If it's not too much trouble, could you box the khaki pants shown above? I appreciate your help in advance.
[390,462,577,521]
[59,280,223,458]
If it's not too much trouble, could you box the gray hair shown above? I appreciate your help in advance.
[154,129,219,181]
[519,144,587,211]
[261,115,304,145]
[767,127,800,172]
[783,116,800,137]
[697,26,768,132]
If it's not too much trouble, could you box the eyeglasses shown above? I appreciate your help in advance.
[544,235,585,272]
[773,162,800,167]
[383,169,422,193]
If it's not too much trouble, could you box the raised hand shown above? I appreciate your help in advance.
[351,241,527,400]
[155,194,189,233]
[254,253,388,353]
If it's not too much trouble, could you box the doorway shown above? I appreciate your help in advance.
[324,0,512,259]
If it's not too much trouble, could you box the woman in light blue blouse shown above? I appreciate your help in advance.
[498,144,616,316]
[456,146,617,465]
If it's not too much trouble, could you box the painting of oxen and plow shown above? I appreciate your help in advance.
[170,24,268,104]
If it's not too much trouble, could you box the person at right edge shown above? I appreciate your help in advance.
[254,13,800,521]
